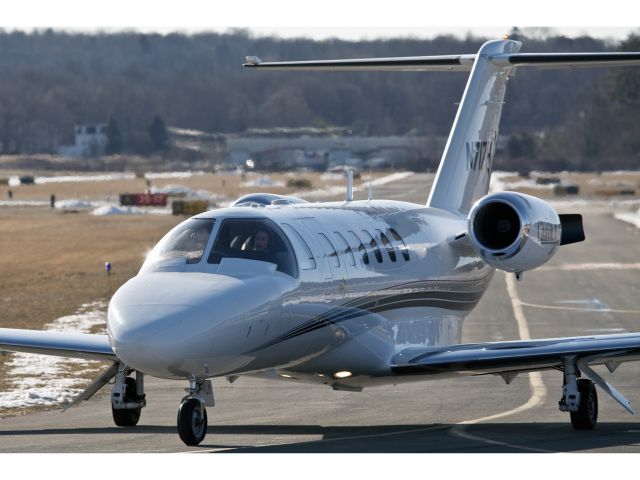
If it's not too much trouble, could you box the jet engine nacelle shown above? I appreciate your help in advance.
[467,191,563,273]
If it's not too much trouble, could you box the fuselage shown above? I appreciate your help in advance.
[107,199,494,388]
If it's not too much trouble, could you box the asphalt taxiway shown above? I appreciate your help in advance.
[1,174,640,452]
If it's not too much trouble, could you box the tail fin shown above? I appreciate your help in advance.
[427,39,521,214]
[245,40,640,214]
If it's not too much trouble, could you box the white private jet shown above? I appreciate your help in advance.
[2,38,640,446]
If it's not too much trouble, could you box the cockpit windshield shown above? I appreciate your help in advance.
[147,218,215,265]
[208,219,298,277]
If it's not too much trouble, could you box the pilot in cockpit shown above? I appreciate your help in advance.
[251,229,271,253]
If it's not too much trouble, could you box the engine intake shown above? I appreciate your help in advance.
[468,192,565,273]
[472,201,521,250]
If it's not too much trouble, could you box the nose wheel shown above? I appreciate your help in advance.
[177,397,208,445]
[177,378,214,446]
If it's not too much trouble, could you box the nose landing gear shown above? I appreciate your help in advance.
[177,377,215,446]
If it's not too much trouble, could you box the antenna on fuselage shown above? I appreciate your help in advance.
[346,170,353,202]
[368,170,373,201]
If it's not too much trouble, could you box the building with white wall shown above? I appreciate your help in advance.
[58,124,108,157]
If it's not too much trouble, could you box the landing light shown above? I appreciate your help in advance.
[280,373,292,378]
[333,371,352,379]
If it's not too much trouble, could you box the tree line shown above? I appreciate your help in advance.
[0,28,637,170]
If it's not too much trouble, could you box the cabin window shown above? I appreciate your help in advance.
[318,233,340,268]
[388,228,410,261]
[347,230,369,266]
[281,223,316,270]
[361,230,383,263]
[208,219,298,277]
[334,231,356,267]
[376,229,397,262]
[147,218,215,265]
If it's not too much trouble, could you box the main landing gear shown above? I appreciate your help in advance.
[558,357,598,429]
[111,367,146,427]
[177,378,215,446]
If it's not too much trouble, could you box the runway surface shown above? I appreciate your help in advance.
[1,173,640,452]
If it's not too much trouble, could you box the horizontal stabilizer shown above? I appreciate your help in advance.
[244,54,477,71]
[499,52,640,69]
[559,214,585,246]
[245,52,640,72]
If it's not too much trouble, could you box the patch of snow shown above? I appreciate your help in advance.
[34,173,136,184]
[320,172,346,181]
[601,170,640,175]
[0,200,49,207]
[150,184,224,201]
[91,204,172,216]
[549,199,640,210]
[369,171,413,186]
[296,171,413,200]
[490,171,554,192]
[615,209,640,229]
[144,171,206,180]
[297,185,347,200]
[55,199,98,210]
[489,171,519,192]
[0,301,107,410]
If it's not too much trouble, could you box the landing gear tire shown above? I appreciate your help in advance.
[570,379,598,430]
[177,397,208,446]
[112,377,142,427]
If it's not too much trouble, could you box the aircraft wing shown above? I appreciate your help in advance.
[391,333,640,377]
[0,328,116,361]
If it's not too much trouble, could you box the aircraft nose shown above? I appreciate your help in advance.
[107,273,245,377]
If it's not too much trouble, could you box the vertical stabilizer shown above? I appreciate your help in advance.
[427,40,521,214]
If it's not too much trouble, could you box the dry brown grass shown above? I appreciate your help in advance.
[0,171,343,204]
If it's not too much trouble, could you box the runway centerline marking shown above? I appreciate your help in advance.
[450,272,551,453]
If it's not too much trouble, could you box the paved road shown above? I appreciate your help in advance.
[2,174,640,452]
